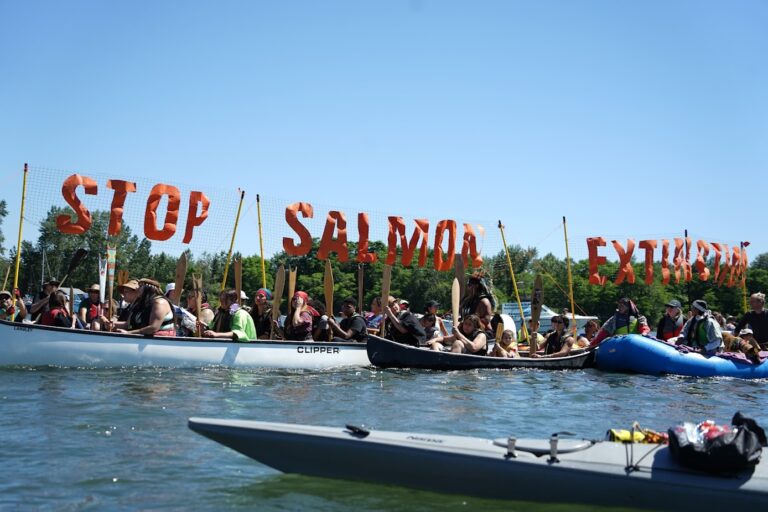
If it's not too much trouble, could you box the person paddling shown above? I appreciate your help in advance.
[675,299,723,356]
[532,315,574,358]
[590,298,650,347]
[656,299,684,341]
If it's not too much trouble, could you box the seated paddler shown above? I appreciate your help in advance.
[111,279,175,336]
[327,297,368,343]
[202,289,256,341]
[489,329,518,358]
[531,315,574,358]
[0,289,27,323]
[674,299,723,356]
[429,314,487,355]
[590,297,650,347]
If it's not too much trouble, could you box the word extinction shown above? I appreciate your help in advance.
[56,174,210,243]
[282,202,484,271]
[587,237,748,288]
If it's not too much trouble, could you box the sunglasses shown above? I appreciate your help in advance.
[551,319,563,324]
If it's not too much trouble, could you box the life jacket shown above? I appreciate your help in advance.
[659,315,683,341]
[614,314,639,335]
[80,298,101,324]
[0,307,17,322]
[464,327,487,355]
[686,317,711,348]
[41,307,68,327]
[545,331,569,355]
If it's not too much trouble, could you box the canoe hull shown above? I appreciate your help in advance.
[0,320,369,369]
[188,418,768,511]
[595,334,768,379]
[366,335,594,370]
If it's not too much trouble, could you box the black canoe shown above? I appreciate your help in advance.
[366,335,595,370]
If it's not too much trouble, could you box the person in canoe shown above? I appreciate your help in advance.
[39,290,73,328]
[575,320,599,348]
[419,313,441,342]
[78,284,106,331]
[328,297,368,343]
[248,288,273,340]
[531,315,575,358]
[0,289,27,323]
[29,279,59,322]
[279,291,317,341]
[115,279,140,322]
[460,271,497,332]
[490,329,518,358]
[519,318,546,352]
[383,296,426,347]
[428,314,488,355]
[674,299,723,356]
[364,297,384,333]
[202,289,257,341]
[589,298,650,347]
[424,300,449,336]
[655,299,684,342]
[734,292,768,349]
[110,279,175,336]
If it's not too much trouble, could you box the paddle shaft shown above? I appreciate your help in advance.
[270,265,285,339]
[380,265,392,336]
[562,217,577,337]
[287,267,297,317]
[498,221,528,340]
[324,259,334,342]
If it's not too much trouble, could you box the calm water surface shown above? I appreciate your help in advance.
[1,366,766,511]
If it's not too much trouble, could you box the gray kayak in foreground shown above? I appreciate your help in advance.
[188,417,768,511]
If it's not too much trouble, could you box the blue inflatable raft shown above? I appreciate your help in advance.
[595,334,768,379]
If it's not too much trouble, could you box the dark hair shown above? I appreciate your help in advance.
[48,291,68,309]
[421,313,436,324]
[461,314,481,331]
[309,299,325,314]
[342,297,357,307]
[585,319,599,329]
[552,315,570,328]
[221,289,239,304]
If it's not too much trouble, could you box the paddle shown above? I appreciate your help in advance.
[324,259,334,341]
[357,264,364,315]
[117,270,129,287]
[234,256,242,306]
[287,267,297,317]
[2,265,11,292]
[58,248,88,289]
[451,277,460,333]
[270,265,285,339]
[173,253,188,307]
[454,254,465,307]
[529,274,544,356]
[379,265,392,336]
[192,274,203,337]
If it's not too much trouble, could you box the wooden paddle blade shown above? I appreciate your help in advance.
[529,274,544,353]
[234,257,243,304]
[496,321,504,343]
[117,270,129,287]
[357,264,364,312]
[193,274,204,337]
[287,267,297,316]
[270,265,286,339]
[454,255,465,306]
[451,277,461,326]
[379,265,392,336]
[323,260,334,341]
[172,253,188,306]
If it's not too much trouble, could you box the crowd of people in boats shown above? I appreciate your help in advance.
[0,271,766,359]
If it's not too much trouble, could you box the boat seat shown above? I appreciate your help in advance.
[493,438,594,456]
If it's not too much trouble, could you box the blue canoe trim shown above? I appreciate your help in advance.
[595,334,768,379]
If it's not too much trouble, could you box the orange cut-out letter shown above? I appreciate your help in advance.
[356,213,378,264]
[728,247,742,287]
[57,174,98,235]
[718,245,731,287]
[695,240,710,281]
[587,237,607,286]
[433,220,457,272]
[183,191,210,244]
[106,179,137,236]
[672,238,685,284]
[144,184,181,241]
[461,224,483,269]
[639,240,657,285]
[283,202,314,256]
[711,243,722,282]
[386,217,430,267]
[317,211,349,262]
[612,239,636,285]
[661,239,671,285]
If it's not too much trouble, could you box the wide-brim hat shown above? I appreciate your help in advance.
[88,284,101,293]
[0,290,12,299]
[138,278,162,289]
[118,279,140,292]
[45,279,60,287]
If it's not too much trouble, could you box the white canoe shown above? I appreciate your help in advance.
[0,319,370,369]
[188,417,768,510]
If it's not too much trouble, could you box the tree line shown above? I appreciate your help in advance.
[1,206,767,326]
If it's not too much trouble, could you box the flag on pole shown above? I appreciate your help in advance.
[98,254,107,304]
